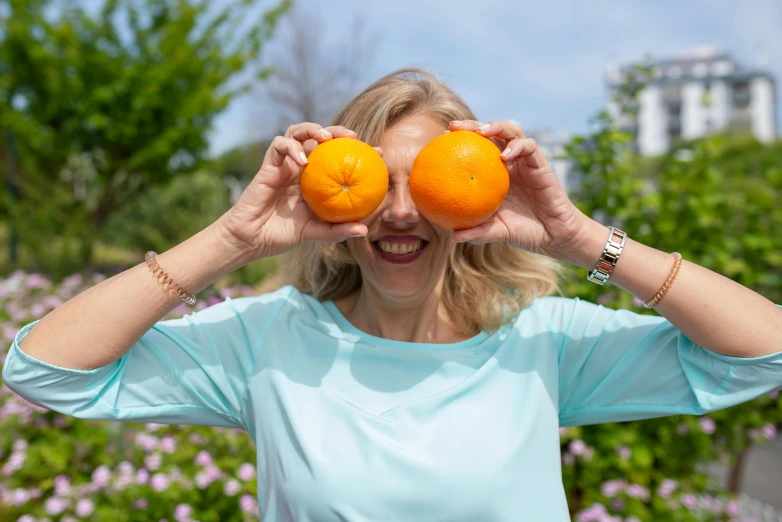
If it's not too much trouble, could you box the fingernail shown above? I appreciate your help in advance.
[479,123,491,132]
[500,147,512,158]
[451,120,462,125]
[298,151,308,164]
[320,129,332,138]
[348,233,365,238]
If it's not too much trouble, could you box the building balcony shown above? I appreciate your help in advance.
[733,90,751,107]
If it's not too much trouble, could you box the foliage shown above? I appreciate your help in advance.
[561,109,782,520]
[0,271,264,521]
[0,0,290,273]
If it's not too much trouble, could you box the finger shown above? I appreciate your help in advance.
[302,139,319,156]
[301,220,368,243]
[451,215,509,244]
[373,146,383,157]
[264,136,308,168]
[500,138,549,170]
[284,123,351,144]
[448,120,485,132]
[323,125,358,139]
[476,120,525,141]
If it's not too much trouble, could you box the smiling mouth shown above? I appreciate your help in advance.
[371,239,428,264]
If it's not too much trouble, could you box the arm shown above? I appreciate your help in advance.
[565,219,782,358]
[14,219,250,370]
[2,122,364,428]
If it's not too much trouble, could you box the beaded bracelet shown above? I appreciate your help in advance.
[643,252,682,309]
[144,251,197,305]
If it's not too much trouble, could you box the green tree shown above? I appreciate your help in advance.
[562,108,782,519]
[0,0,290,274]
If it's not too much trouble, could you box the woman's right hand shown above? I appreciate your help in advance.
[218,123,372,261]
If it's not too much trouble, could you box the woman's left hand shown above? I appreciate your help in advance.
[449,119,589,262]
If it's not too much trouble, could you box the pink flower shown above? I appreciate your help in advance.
[681,494,697,509]
[160,436,177,454]
[146,423,163,432]
[237,463,256,481]
[145,453,162,471]
[224,479,241,496]
[25,274,50,289]
[239,494,259,516]
[725,500,739,516]
[10,488,29,505]
[561,452,575,466]
[207,296,222,306]
[761,423,777,440]
[676,423,689,435]
[45,496,70,515]
[632,296,644,307]
[698,416,716,434]
[134,498,149,509]
[205,464,222,482]
[135,433,159,451]
[75,498,95,517]
[600,480,625,498]
[117,461,134,476]
[768,390,780,400]
[194,451,212,467]
[62,273,84,287]
[657,479,678,498]
[615,445,631,461]
[174,504,192,521]
[54,475,71,496]
[150,473,170,492]
[17,515,36,522]
[136,469,150,485]
[625,484,649,500]
[91,465,111,488]
[194,471,212,489]
[91,273,106,284]
[568,439,587,456]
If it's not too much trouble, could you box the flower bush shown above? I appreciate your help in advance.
[1,271,263,522]
[1,265,780,522]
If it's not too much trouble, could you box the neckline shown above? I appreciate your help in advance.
[322,300,489,350]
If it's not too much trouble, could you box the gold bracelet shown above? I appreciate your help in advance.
[642,252,682,309]
[144,251,197,305]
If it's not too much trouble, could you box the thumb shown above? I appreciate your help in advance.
[451,215,508,245]
[301,220,368,243]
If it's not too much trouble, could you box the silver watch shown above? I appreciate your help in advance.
[587,226,627,285]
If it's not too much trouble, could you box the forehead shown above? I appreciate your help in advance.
[378,114,445,170]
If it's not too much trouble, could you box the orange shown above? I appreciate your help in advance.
[300,138,389,223]
[409,130,509,230]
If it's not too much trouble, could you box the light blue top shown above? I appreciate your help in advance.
[4,286,782,521]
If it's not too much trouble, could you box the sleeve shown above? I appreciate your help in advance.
[531,296,782,427]
[1,286,294,430]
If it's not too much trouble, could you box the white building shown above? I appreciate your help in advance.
[607,46,776,156]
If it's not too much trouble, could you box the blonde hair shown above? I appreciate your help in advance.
[268,68,565,334]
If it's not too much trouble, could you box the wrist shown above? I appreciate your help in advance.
[212,217,258,269]
[556,218,611,270]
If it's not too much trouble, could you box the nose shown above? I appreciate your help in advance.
[382,182,419,227]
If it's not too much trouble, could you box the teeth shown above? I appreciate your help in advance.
[378,240,422,255]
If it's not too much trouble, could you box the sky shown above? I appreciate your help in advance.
[208,0,782,156]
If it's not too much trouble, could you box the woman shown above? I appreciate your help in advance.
[3,68,782,521]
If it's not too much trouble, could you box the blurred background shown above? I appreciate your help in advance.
[1,0,780,521]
